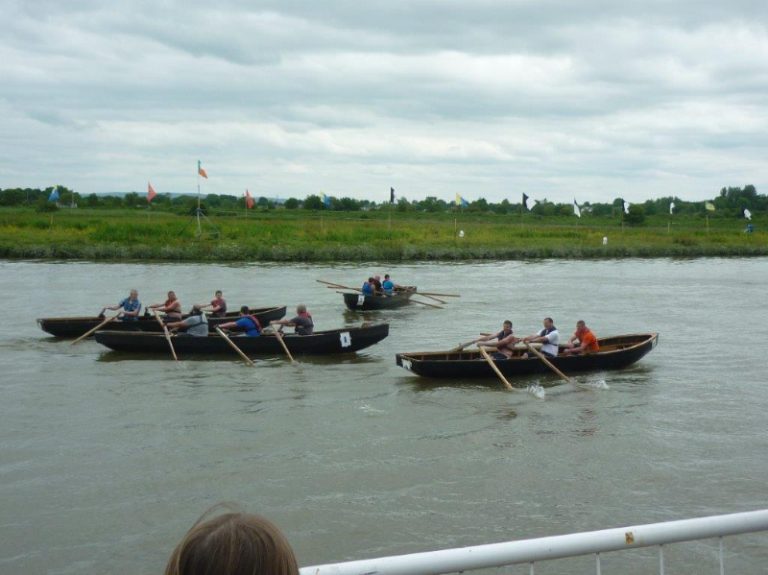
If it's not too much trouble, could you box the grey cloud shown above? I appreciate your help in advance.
[1,0,767,202]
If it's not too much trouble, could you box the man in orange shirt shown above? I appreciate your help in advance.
[563,320,599,355]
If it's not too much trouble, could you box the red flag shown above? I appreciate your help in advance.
[245,189,254,209]
[147,181,157,203]
[198,160,208,179]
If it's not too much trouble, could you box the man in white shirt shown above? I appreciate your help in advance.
[524,317,560,357]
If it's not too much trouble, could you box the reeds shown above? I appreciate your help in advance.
[0,208,763,262]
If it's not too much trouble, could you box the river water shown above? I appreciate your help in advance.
[1,258,767,574]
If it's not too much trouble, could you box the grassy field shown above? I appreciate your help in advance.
[0,207,765,261]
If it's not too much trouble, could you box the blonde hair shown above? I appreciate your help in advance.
[164,505,299,575]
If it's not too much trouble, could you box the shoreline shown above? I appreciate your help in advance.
[2,242,767,262]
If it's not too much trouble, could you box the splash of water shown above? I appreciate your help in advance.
[527,384,546,399]
[582,378,609,390]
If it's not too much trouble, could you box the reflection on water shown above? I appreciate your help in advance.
[2,258,768,575]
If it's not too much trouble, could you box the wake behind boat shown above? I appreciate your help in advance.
[396,333,659,381]
[94,323,390,356]
[37,306,287,338]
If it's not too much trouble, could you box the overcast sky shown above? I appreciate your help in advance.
[1,1,767,203]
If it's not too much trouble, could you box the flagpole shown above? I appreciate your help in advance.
[196,163,202,236]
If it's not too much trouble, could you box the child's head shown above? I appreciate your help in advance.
[165,507,298,575]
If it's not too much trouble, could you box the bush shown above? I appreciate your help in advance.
[624,204,646,225]
[35,200,58,213]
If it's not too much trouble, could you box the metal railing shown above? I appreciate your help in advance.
[300,509,768,575]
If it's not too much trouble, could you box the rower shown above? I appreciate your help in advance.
[382,274,395,295]
[218,305,261,337]
[523,317,560,357]
[166,305,208,336]
[361,278,375,296]
[270,304,314,335]
[147,290,182,321]
[372,275,383,292]
[477,320,520,359]
[201,290,227,317]
[100,289,141,321]
[562,320,599,355]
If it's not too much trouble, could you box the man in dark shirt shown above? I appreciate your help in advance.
[270,304,314,335]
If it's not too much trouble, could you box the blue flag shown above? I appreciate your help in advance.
[48,187,59,202]
[322,194,331,208]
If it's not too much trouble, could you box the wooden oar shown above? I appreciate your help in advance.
[525,342,571,383]
[153,310,178,361]
[71,315,117,345]
[274,330,297,364]
[478,346,515,392]
[421,293,448,304]
[317,279,360,292]
[214,327,255,366]
[451,338,479,352]
[415,291,460,298]
[408,298,444,309]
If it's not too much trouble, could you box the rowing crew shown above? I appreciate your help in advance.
[161,304,314,339]
[361,274,398,296]
[99,290,314,338]
[475,318,599,360]
[99,289,229,322]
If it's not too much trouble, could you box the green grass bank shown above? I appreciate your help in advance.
[0,207,765,262]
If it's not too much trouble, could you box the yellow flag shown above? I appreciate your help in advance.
[705,202,715,212]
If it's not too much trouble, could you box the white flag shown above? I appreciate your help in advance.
[669,201,675,215]
[573,199,581,218]
[623,201,630,215]
[744,208,752,220]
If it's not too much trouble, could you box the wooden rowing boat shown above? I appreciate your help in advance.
[396,333,659,380]
[94,323,390,356]
[37,306,287,338]
[343,286,417,311]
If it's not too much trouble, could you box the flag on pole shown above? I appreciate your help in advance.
[198,161,208,179]
[48,186,59,203]
[455,194,469,207]
[147,182,157,203]
[322,194,331,208]
[623,200,630,215]
[573,198,581,218]
[669,201,675,215]
[522,193,531,211]
[245,190,254,209]
[390,187,395,204]
[705,201,715,212]
[744,208,752,220]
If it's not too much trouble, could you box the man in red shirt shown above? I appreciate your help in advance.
[563,320,599,355]
[201,290,227,317]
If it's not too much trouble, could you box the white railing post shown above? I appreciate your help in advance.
[658,544,665,575]
[719,537,724,575]
[595,552,601,575]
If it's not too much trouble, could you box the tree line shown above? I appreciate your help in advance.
[0,185,762,221]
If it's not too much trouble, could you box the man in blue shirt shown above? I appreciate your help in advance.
[361,277,375,295]
[382,274,395,295]
[218,306,261,337]
[101,289,141,321]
